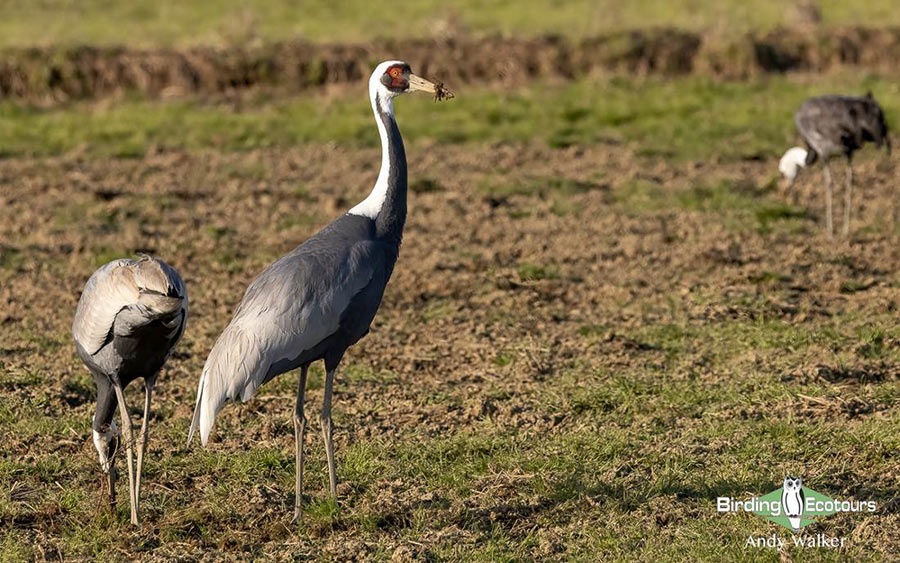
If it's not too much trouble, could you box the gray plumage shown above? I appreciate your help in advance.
[786,93,891,237]
[190,214,397,435]
[73,255,187,525]
[188,60,450,519]
[795,94,890,164]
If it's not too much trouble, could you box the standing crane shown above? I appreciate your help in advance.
[779,93,891,238]
[188,60,452,520]
[73,256,187,525]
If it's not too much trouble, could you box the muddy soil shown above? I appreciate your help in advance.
[1,143,899,558]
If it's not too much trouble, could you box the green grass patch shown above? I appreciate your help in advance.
[616,177,811,233]
[1,1,899,48]
[1,73,898,161]
[3,311,899,559]
[517,262,559,281]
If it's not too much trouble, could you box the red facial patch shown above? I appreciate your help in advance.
[386,66,406,88]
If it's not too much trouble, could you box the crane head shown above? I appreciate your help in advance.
[877,110,891,157]
[370,60,453,102]
[859,92,891,157]
[778,146,808,188]
[92,417,118,473]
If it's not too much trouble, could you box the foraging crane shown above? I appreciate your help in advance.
[779,93,891,238]
[188,61,452,520]
[73,256,187,525]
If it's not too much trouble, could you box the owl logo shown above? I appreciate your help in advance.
[781,476,805,531]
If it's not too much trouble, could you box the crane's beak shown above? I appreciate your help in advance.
[408,74,454,100]
[781,177,797,195]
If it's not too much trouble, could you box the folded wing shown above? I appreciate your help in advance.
[189,242,382,446]
[73,256,188,356]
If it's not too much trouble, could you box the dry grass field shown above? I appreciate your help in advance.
[1,2,899,561]
[3,138,900,560]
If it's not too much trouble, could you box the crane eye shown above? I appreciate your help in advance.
[389,67,402,78]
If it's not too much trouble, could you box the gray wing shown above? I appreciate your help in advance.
[795,98,850,156]
[795,95,888,157]
[73,256,188,356]
[189,241,385,446]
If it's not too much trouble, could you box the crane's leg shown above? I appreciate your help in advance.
[321,367,337,498]
[823,162,834,238]
[134,381,153,524]
[93,384,119,516]
[106,435,118,515]
[843,158,854,238]
[292,365,309,522]
[111,379,139,525]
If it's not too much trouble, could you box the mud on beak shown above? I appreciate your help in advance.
[408,73,454,101]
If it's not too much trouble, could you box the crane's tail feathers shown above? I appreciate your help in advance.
[189,324,266,447]
[187,374,205,446]
[190,359,220,447]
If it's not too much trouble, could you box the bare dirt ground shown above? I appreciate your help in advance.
[1,142,899,559]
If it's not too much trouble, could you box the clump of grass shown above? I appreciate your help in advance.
[749,271,792,284]
[0,245,24,271]
[856,329,887,359]
[479,176,604,198]
[223,162,269,181]
[493,353,513,367]
[578,324,605,337]
[676,179,764,213]
[841,279,876,294]
[276,213,316,232]
[410,178,445,193]
[517,262,559,281]
[755,203,807,232]
[205,225,233,240]
[616,178,812,234]
[421,298,456,321]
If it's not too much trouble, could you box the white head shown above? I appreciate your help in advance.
[368,60,453,109]
[779,146,808,185]
[349,60,453,220]
[92,417,118,473]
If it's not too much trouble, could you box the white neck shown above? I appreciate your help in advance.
[348,88,395,219]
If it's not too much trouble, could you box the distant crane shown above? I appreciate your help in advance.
[779,93,891,238]
[188,61,452,520]
[73,256,187,525]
